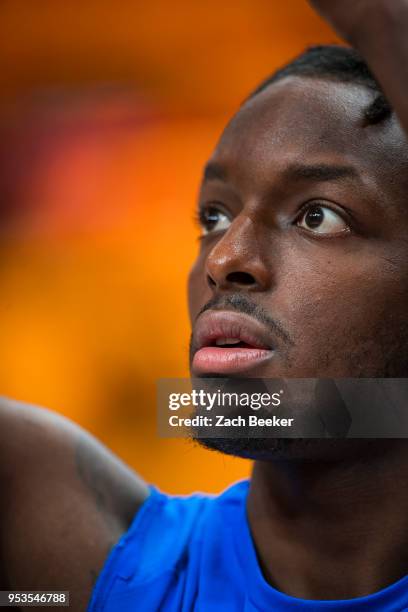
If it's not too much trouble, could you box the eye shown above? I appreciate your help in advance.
[198,205,231,235]
[297,204,350,236]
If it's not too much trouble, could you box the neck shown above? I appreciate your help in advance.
[247,442,408,600]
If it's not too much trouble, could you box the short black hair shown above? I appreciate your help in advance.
[247,45,392,126]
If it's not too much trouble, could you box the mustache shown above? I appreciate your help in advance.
[192,293,294,347]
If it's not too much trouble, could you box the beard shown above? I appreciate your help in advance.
[190,377,408,462]
[194,436,404,463]
[188,292,408,462]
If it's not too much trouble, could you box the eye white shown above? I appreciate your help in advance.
[202,210,231,235]
[298,205,348,235]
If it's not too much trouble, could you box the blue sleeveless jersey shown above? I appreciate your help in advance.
[88,480,408,611]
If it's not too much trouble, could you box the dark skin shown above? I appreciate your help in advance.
[188,73,408,598]
[189,77,408,382]
[188,0,408,598]
[0,401,149,610]
[1,0,408,607]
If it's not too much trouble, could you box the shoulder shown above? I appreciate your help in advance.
[89,488,212,610]
[99,482,248,580]
[0,397,149,610]
[88,481,250,611]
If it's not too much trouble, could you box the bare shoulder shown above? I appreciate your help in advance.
[0,397,149,610]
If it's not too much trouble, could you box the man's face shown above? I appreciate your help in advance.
[188,77,408,384]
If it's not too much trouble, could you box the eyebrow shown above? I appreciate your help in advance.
[282,163,360,183]
[202,162,228,183]
[202,161,360,185]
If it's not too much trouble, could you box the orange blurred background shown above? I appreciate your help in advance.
[0,1,339,494]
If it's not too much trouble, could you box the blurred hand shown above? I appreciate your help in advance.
[308,0,408,137]
[307,0,385,42]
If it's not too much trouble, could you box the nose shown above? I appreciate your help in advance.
[205,214,273,292]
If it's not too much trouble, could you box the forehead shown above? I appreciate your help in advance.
[210,77,408,194]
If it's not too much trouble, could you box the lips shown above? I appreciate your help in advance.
[192,310,274,375]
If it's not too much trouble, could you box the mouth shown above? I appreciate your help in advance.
[191,310,274,376]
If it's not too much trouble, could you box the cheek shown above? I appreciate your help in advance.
[274,252,408,373]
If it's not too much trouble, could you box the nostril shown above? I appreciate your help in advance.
[206,274,216,288]
[226,271,256,286]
